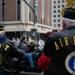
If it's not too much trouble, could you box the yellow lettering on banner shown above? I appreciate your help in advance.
[54,42,59,50]
[64,37,69,46]
[73,36,75,45]
[5,44,9,50]
[59,39,63,47]
[0,44,1,48]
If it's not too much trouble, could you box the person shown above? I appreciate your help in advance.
[38,31,52,75]
[15,37,20,47]
[0,25,24,75]
[28,40,36,52]
[19,37,35,68]
[12,37,16,45]
[38,39,45,52]
[43,7,75,75]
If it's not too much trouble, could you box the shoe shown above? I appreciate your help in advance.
[30,66,37,71]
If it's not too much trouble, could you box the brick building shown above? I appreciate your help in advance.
[0,0,52,40]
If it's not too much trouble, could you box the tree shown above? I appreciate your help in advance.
[61,0,75,16]
[66,0,75,7]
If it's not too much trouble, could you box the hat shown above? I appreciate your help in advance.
[21,37,26,41]
[46,32,52,38]
[0,25,5,31]
[63,7,75,20]
[29,39,34,43]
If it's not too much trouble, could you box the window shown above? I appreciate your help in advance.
[54,24,56,27]
[36,0,38,23]
[58,1,60,3]
[41,18,45,24]
[58,24,60,27]
[29,13,31,21]
[29,0,32,21]
[62,5,64,7]
[2,0,5,21]
[54,15,56,17]
[58,10,60,13]
[54,10,56,13]
[58,15,60,17]
[58,19,60,22]
[54,19,56,22]
[54,6,56,8]
[54,1,56,4]
[17,0,20,20]
[58,5,60,8]
[41,0,45,24]
[2,2,5,6]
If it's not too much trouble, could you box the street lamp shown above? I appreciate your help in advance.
[23,0,38,44]
[33,0,38,42]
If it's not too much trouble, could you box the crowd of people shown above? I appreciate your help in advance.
[11,36,45,69]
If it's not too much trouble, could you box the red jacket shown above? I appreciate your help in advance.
[38,54,51,71]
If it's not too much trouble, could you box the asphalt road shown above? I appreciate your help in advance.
[13,71,44,75]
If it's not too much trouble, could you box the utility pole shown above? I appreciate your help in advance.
[33,0,38,43]
[23,0,38,44]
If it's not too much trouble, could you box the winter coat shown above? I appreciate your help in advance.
[0,35,24,73]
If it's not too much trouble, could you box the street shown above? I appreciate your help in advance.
[13,71,44,75]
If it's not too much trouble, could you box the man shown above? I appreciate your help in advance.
[0,25,24,75]
[43,7,75,75]
[38,31,53,75]
[19,37,34,68]
[38,39,44,52]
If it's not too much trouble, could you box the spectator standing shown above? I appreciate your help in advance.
[43,7,75,75]
[0,25,24,75]
[38,39,44,52]
[38,31,53,75]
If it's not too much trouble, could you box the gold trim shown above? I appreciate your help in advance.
[61,8,75,16]
[0,28,5,30]
[66,9,75,13]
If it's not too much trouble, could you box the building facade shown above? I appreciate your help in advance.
[0,0,52,40]
[52,0,66,31]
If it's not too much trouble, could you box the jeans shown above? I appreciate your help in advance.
[24,52,34,68]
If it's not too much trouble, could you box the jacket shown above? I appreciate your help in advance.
[0,35,24,73]
[19,41,29,53]
[43,26,75,75]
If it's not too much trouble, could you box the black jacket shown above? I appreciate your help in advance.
[0,35,24,73]
[43,26,75,75]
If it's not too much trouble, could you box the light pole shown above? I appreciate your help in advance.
[33,0,38,42]
[23,0,38,44]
